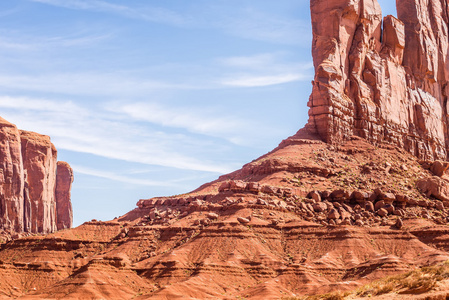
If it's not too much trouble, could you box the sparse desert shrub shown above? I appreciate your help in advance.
[356,261,449,297]
[283,291,350,300]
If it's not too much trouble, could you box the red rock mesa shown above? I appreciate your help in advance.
[0,117,73,234]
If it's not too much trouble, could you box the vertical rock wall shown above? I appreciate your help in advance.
[20,130,58,234]
[306,0,449,160]
[0,118,73,234]
[0,118,24,233]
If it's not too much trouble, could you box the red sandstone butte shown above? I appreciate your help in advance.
[306,0,449,160]
[0,117,73,234]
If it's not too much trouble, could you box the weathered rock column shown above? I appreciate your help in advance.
[56,161,73,230]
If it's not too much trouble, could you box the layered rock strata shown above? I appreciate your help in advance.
[0,117,73,234]
[306,0,449,160]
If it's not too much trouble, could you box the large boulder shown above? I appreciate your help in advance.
[416,176,449,203]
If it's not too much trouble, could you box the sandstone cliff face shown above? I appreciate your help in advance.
[306,0,449,160]
[0,118,72,234]
[0,118,24,233]
[20,130,58,234]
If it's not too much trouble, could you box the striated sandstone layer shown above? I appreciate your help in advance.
[0,117,73,235]
[306,0,449,160]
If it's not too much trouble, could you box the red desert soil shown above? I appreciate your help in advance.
[2,130,449,299]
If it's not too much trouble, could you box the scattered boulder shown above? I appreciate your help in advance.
[218,181,231,192]
[355,219,364,226]
[331,189,349,202]
[365,202,375,212]
[207,213,219,220]
[395,218,403,229]
[430,161,449,177]
[246,182,261,193]
[374,200,386,211]
[378,192,396,204]
[416,177,449,202]
[436,201,445,211]
[308,191,321,202]
[229,180,246,192]
[261,185,277,195]
[384,204,395,214]
[237,217,250,224]
[351,191,369,203]
[377,208,388,217]
[313,202,327,213]
[328,209,340,220]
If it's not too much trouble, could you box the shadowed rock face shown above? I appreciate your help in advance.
[306,0,449,160]
[0,117,73,234]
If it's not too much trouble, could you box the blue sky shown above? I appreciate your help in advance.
[0,0,397,226]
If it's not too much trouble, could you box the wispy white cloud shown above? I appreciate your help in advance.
[219,53,280,69]
[218,53,313,71]
[216,9,310,45]
[28,0,309,45]
[0,54,312,96]
[220,73,305,87]
[0,96,238,174]
[30,0,189,26]
[0,96,87,114]
[0,29,111,52]
[0,73,199,97]
[71,164,179,187]
[108,102,247,140]
[217,53,312,87]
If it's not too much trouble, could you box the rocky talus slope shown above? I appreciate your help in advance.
[0,117,73,238]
